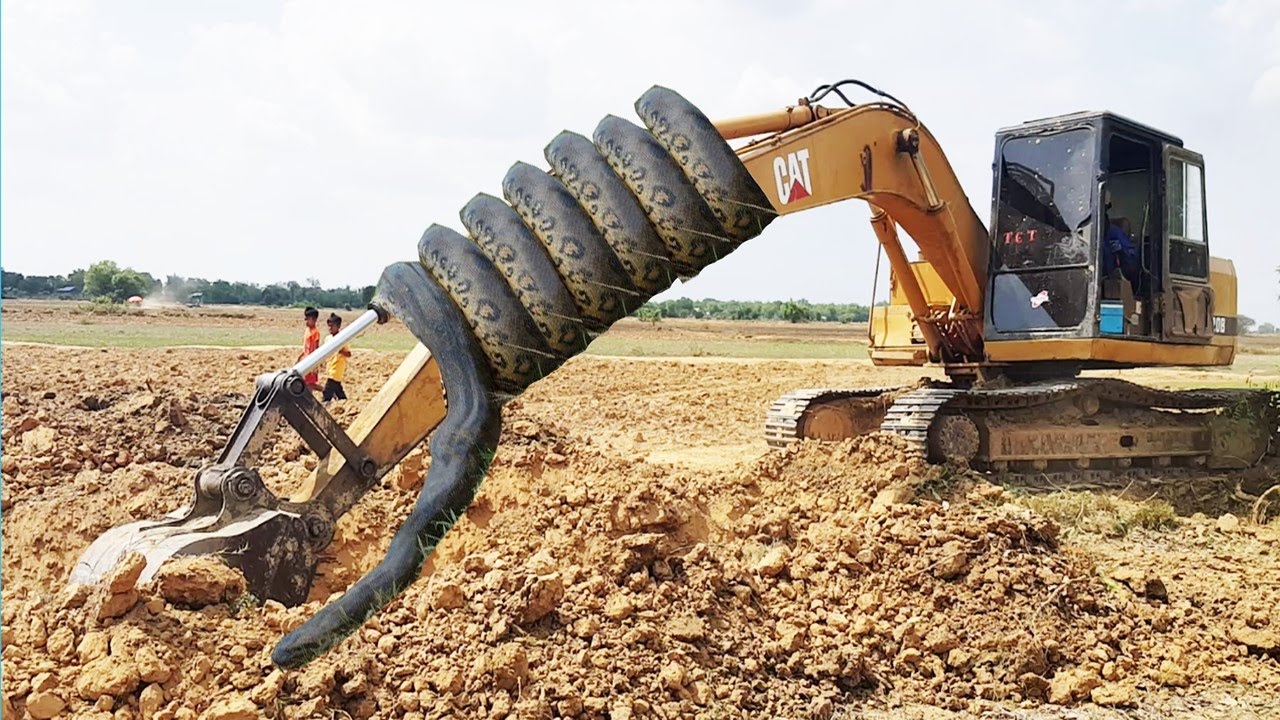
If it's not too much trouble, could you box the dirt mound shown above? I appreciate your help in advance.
[5,429,1261,720]
[1,379,241,501]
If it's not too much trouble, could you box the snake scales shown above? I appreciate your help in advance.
[271,86,776,668]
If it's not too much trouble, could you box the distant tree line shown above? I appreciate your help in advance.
[2,260,375,309]
[634,297,873,323]
[1238,316,1277,334]
[3,261,1277,330]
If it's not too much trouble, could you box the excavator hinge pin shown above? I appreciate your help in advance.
[229,472,259,502]
[306,516,331,542]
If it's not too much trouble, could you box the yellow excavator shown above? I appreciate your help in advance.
[71,80,1277,667]
[746,84,1275,477]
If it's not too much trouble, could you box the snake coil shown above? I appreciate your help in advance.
[272,86,776,667]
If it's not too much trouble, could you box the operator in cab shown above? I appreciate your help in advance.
[1102,214,1140,287]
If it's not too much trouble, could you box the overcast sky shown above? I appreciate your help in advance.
[3,0,1278,322]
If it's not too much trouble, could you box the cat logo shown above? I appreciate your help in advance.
[772,148,813,205]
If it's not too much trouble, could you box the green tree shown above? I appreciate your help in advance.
[635,306,662,324]
[261,284,292,305]
[110,270,153,300]
[1258,322,1277,334]
[83,261,122,298]
[1238,315,1257,334]
[782,300,810,324]
[2,269,21,297]
[83,260,159,301]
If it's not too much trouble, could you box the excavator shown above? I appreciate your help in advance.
[70,80,1278,668]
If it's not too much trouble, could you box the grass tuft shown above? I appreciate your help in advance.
[1018,491,1178,537]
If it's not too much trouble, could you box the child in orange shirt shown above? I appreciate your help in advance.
[298,307,322,391]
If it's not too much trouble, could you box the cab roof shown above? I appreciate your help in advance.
[995,111,1183,148]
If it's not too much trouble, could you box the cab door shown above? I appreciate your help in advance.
[1160,146,1215,342]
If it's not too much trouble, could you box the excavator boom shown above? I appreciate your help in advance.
[724,101,989,364]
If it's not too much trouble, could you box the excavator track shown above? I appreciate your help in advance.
[765,379,1278,484]
[764,386,910,449]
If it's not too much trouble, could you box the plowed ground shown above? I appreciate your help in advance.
[3,313,1279,719]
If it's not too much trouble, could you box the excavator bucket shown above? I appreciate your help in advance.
[70,313,449,606]
[70,467,321,604]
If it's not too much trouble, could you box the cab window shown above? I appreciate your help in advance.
[1168,158,1208,278]
[992,129,1095,271]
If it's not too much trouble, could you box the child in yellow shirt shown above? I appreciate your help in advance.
[321,312,352,403]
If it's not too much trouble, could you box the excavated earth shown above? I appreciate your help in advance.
[3,344,1279,720]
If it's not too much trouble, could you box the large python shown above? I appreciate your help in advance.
[271,86,776,668]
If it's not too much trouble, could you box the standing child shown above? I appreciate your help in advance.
[298,307,322,391]
[322,312,352,403]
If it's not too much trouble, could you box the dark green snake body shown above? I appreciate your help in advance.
[272,86,775,668]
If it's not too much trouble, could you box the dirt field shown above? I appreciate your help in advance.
[0,301,873,358]
[2,303,1279,719]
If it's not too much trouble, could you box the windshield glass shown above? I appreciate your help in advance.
[993,129,1095,270]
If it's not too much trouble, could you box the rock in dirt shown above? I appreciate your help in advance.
[156,557,246,606]
[604,593,635,620]
[199,696,259,720]
[1091,683,1136,707]
[1018,672,1050,699]
[1217,513,1241,533]
[933,540,970,580]
[76,656,140,699]
[77,631,109,663]
[21,426,57,455]
[94,588,141,620]
[429,581,466,611]
[1048,667,1100,705]
[430,668,464,695]
[25,690,66,719]
[107,552,147,593]
[118,393,158,415]
[139,684,165,719]
[669,616,706,642]
[660,661,687,690]
[1231,622,1280,652]
[1110,566,1168,602]
[137,645,173,683]
[871,485,915,515]
[754,545,790,577]
[477,643,529,691]
[249,670,285,706]
[46,626,75,660]
[1157,659,1189,687]
[518,573,564,624]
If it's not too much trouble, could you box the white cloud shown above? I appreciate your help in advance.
[1251,65,1280,106]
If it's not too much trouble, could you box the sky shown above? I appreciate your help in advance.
[3,0,1278,322]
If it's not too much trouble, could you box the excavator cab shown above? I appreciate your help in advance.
[984,111,1230,368]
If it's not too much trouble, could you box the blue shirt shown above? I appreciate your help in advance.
[1103,224,1139,283]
